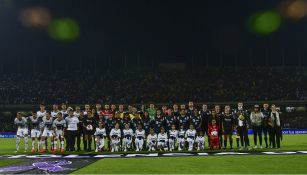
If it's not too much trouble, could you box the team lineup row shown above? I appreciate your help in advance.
[13,101,282,153]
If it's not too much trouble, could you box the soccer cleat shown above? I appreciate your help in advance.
[42,149,46,153]
[260,146,263,149]
[178,147,182,151]
[136,148,139,152]
[152,147,155,151]
[253,146,258,149]
[124,148,127,152]
[95,149,98,153]
[53,149,57,152]
[61,148,65,153]
[31,149,35,153]
[111,148,114,152]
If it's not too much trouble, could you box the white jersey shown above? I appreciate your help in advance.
[135,129,145,140]
[196,136,204,144]
[94,128,106,138]
[14,117,28,129]
[178,129,186,139]
[147,134,157,143]
[42,117,53,130]
[157,133,168,143]
[37,111,46,119]
[28,116,40,130]
[73,111,82,118]
[110,128,121,139]
[51,110,60,119]
[169,130,178,140]
[123,129,134,140]
[185,129,196,140]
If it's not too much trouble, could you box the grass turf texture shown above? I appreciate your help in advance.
[0,134,306,154]
[72,155,307,174]
[0,159,24,167]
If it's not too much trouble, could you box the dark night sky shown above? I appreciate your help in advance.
[1,0,307,72]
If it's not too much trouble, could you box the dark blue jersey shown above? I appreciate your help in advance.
[132,118,143,132]
[177,115,190,130]
[190,115,202,130]
[222,114,235,130]
[151,116,164,134]
[142,117,151,135]
[164,116,176,131]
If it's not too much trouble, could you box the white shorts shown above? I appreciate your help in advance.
[54,130,64,139]
[17,128,28,137]
[158,141,167,147]
[31,129,41,138]
[42,129,53,137]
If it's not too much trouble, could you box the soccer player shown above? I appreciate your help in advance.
[208,119,220,149]
[122,123,133,152]
[190,108,202,132]
[147,128,157,151]
[76,111,85,151]
[51,104,60,119]
[39,112,53,152]
[83,110,97,152]
[147,103,156,120]
[105,113,115,150]
[168,124,178,151]
[221,107,235,149]
[164,109,176,132]
[151,110,165,134]
[157,127,168,151]
[200,104,210,145]
[84,104,91,115]
[131,113,142,132]
[101,104,113,120]
[14,112,29,152]
[60,103,68,118]
[177,124,186,151]
[172,104,180,118]
[94,122,106,152]
[261,103,271,148]
[135,124,145,151]
[186,101,194,116]
[185,124,196,151]
[142,111,151,136]
[250,105,263,149]
[177,109,189,130]
[52,112,66,152]
[196,131,205,151]
[29,112,40,152]
[109,123,121,152]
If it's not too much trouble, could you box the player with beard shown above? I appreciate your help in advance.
[190,108,202,132]
[200,104,210,145]
[221,107,235,149]
[164,109,176,132]
[151,110,165,134]
[51,104,60,119]
[234,101,250,148]
[261,103,271,148]
[177,109,189,130]
[29,112,40,152]
[14,112,29,152]
[83,110,97,152]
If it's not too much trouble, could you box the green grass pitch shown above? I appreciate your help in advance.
[0,134,306,174]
